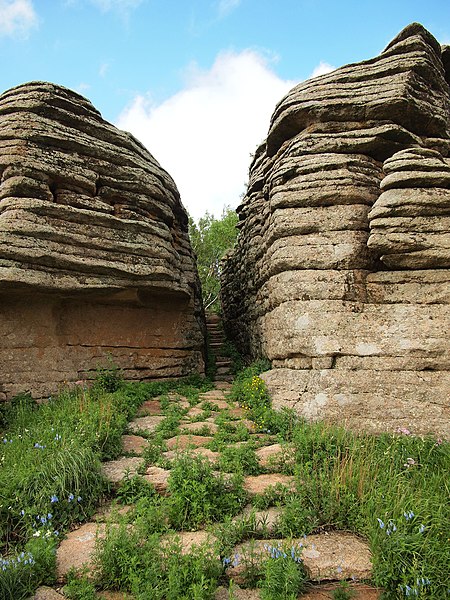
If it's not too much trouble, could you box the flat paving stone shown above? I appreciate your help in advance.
[214,587,261,600]
[225,532,372,584]
[144,465,171,494]
[166,434,213,450]
[243,473,296,495]
[226,406,246,418]
[214,381,233,390]
[56,522,105,580]
[136,399,162,416]
[186,406,206,418]
[101,456,143,485]
[255,443,295,469]
[128,415,165,434]
[33,587,65,599]
[181,421,219,435]
[122,434,148,455]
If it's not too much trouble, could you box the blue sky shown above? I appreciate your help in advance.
[1,0,449,219]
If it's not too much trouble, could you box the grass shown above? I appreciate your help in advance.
[1,362,449,599]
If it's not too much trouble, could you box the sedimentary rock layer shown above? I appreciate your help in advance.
[221,23,450,438]
[0,82,204,399]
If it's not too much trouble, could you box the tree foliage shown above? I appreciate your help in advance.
[189,206,238,312]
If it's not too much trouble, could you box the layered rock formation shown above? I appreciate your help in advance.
[0,82,205,400]
[221,24,450,437]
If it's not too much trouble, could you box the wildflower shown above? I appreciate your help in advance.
[377,518,385,529]
[222,557,231,566]
[54,434,62,441]
[34,442,45,450]
[232,553,240,567]
[336,566,343,574]
[47,513,52,520]
[77,496,82,502]
[404,457,416,467]
[396,427,411,435]
[418,524,425,533]
[68,493,74,502]
[20,509,25,516]
[50,495,58,503]
[435,438,443,446]
[403,511,415,520]
[40,515,47,524]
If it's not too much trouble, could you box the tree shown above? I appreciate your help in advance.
[189,206,238,312]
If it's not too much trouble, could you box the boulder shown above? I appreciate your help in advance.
[221,23,450,437]
[0,81,205,400]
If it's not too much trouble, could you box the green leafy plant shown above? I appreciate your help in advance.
[167,453,247,529]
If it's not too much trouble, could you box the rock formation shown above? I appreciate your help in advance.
[221,23,450,438]
[0,81,205,400]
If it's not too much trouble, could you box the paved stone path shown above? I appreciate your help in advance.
[45,380,382,599]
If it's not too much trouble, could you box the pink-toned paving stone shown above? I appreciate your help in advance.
[255,443,295,469]
[214,381,233,390]
[101,456,143,485]
[144,465,171,495]
[122,434,149,455]
[128,415,165,434]
[136,399,162,416]
[186,406,205,418]
[181,421,219,435]
[225,533,372,585]
[165,434,213,450]
[243,473,296,495]
[56,522,105,580]
[227,406,246,418]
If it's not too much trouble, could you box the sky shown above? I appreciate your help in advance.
[1,1,449,220]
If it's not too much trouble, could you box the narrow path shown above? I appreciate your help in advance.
[206,313,234,382]
[36,379,382,599]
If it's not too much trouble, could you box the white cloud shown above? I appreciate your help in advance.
[117,50,295,221]
[0,0,38,38]
[216,0,241,18]
[99,61,110,77]
[309,61,336,78]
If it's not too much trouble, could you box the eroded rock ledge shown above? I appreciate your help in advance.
[221,23,450,438]
[0,81,205,399]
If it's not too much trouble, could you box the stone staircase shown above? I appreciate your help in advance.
[37,381,383,600]
[206,313,233,382]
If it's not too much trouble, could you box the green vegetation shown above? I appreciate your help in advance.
[1,361,448,599]
[189,206,238,311]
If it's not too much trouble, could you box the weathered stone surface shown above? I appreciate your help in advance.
[56,522,105,580]
[32,587,65,600]
[243,473,296,496]
[0,81,205,400]
[128,415,165,434]
[136,399,162,416]
[101,456,143,485]
[143,465,171,494]
[225,532,372,584]
[221,23,450,437]
[122,434,149,455]
[181,420,219,434]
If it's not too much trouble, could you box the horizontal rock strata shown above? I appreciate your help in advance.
[0,82,205,399]
[221,23,450,437]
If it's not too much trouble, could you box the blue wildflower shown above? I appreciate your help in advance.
[377,518,385,529]
[50,495,58,503]
[68,493,74,502]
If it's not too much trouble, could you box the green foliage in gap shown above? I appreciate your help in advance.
[188,206,238,312]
